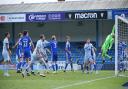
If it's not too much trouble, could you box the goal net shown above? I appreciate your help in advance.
[115,15,128,77]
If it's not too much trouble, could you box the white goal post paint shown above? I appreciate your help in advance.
[115,15,128,76]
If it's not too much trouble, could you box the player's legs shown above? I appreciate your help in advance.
[102,48,112,63]
[70,59,73,71]
[119,60,123,72]
[2,51,10,76]
[29,53,39,76]
[16,49,22,73]
[21,59,30,77]
[31,53,49,76]
[52,53,58,73]
[64,53,69,72]
[29,61,35,74]
[30,50,34,73]
[123,61,127,72]
[52,61,58,73]
[92,59,97,74]
[22,53,39,77]
[64,53,73,72]
[16,55,19,72]
[44,60,49,73]
[37,57,47,77]
[3,61,10,77]
[43,54,49,73]
[92,54,97,73]
[26,58,31,76]
[22,50,31,76]
[89,58,94,73]
[83,57,89,74]
[16,58,22,73]
[83,61,89,74]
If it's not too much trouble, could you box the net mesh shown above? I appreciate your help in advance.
[116,16,128,76]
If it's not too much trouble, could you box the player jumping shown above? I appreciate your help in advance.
[101,26,115,64]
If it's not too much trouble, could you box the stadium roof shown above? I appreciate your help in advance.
[0,0,128,13]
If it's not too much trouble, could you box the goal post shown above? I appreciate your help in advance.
[115,15,118,76]
[115,15,128,76]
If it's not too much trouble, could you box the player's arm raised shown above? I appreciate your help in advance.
[30,38,34,51]
[92,46,95,56]
[12,40,19,48]
[109,34,114,50]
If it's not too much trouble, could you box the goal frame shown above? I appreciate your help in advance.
[115,15,128,76]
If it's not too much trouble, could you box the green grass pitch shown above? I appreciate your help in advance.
[0,70,127,89]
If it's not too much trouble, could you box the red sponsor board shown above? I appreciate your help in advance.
[0,16,5,22]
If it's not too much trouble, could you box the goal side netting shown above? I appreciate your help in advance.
[115,15,128,77]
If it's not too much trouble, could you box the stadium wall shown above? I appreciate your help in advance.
[0,20,114,46]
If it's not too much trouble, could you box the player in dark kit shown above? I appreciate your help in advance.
[50,35,58,73]
[13,33,23,73]
[20,31,34,77]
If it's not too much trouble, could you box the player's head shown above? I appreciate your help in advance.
[40,34,45,40]
[111,33,115,38]
[52,35,56,40]
[18,33,23,38]
[23,30,28,36]
[5,32,10,38]
[66,36,70,41]
[121,13,125,18]
[86,38,90,43]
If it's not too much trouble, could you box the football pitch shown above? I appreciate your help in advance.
[0,70,127,89]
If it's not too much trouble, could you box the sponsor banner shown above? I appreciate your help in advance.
[112,9,128,19]
[26,13,65,22]
[0,14,26,23]
[65,11,107,20]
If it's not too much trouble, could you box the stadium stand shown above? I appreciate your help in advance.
[0,41,115,65]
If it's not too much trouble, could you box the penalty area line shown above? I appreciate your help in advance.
[53,76,115,89]
[118,75,128,78]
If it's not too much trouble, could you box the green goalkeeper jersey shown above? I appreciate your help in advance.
[102,34,114,50]
[112,25,115,34]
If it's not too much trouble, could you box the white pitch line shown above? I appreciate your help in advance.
[118,75,128,78]
[53,76,115,89]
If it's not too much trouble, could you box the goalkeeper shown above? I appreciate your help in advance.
[101,26,115,63]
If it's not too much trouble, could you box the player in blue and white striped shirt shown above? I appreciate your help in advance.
[64,36,74,72]
[83,39,95,74]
